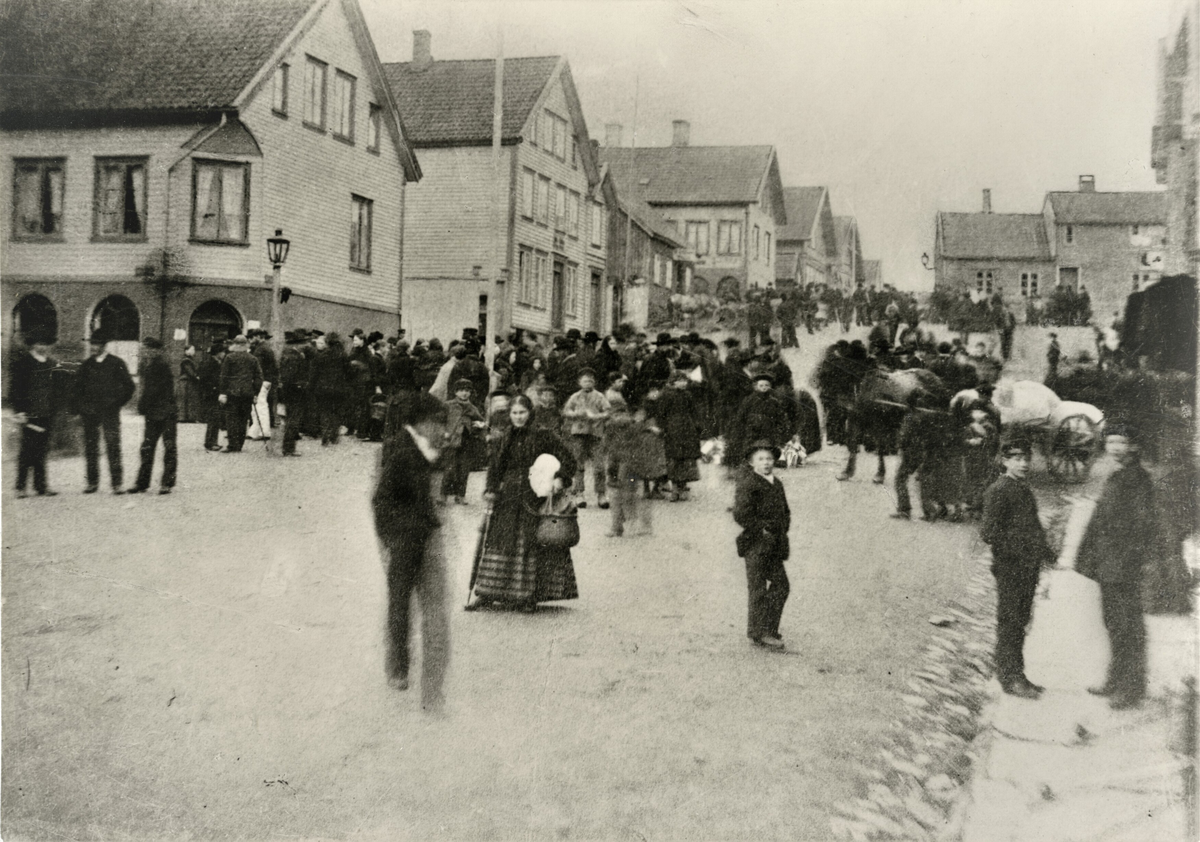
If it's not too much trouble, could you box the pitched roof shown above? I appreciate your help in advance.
[863,259,882,287]
[621,193,683,248]
[383,57,559,146]
[938,212,1051,260]
[1045,191,1167,224]
[834,216,858,253]
[0,0,314,121]
[777,186,826,242]
[775,249,800,282]
[599,145,776,206]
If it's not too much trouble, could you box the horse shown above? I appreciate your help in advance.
[835,367,949,483]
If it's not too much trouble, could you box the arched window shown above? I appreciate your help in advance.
[691,276,710,296]
[90,294,140,341]
[13,293,58,344]
[716,276,742,303]
[188,299,242,356]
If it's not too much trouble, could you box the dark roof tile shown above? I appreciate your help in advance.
[1046,191,1167,224]
[777,186,825,242]
[598,145,773,205]
[938,212,1051,260]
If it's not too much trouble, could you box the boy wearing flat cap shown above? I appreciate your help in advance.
[981,436,1056,698]
[733,440,792,650]
[441,379,486,505]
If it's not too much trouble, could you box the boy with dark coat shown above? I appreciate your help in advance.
[130,336,178,493]
[441,379,486,504]
[1075,426,1155,709]
[74,332,135,493]
[981,437,1056,699]
[218,334,264,453]
[734,440,792,650]
[372,391,450,711]
[731,372,791,465]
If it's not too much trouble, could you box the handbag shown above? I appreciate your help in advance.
[533,490,580,548]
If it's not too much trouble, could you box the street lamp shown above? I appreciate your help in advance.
[267,229,290,352]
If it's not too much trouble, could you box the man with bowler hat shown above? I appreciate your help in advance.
[981,436,1055,698]
[10,333,60,497]
[74,329,135,493]
[218,334,263,453]
[734,440,792,650]
[129,336,177,494]
[278,330,310,456]
[200,340,227,451]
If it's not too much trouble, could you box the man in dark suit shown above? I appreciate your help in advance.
[218,334,263,453]
[75,331,135,494]
[199,341,226,451]
[1075,425,1155,709]
[129,336,177,494]
[733,440,792,650]
[278,330,310,457]
[10,333,60,497]
[981,437,1056,699]
[372,391,451,712]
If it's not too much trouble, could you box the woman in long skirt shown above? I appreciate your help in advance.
[177,346,202,422]
[468,395,579,612]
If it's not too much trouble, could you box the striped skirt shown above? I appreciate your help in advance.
[472,504,578,604]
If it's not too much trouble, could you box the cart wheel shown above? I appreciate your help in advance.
[1047,414,1097,483]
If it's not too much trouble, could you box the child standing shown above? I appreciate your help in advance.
[733,440,792,650]
[561,368,611,509]
[441,379,485,504]
[605,397,656,537]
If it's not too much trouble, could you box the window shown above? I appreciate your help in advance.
[685,221,710,255]
[350,194,372,270]
[518,248,532,303]
[549,112,568,159]
[1020,272,1039,297]
[538,176,551,224]
[565,264,578,315]
[534,251,548,307]
[554,184,567,230]
[765,232,771,265]
[521,169,536,218]
[569,134,578,169]
[303,56,327,129]
[1064,225,1073,244]
[653,255,663,286]
[567,191,580,236]
[716,220,742,254]
[12,158,65,239]
[95,158,147,239]
[975,270,995,295]
[272,63,289,116]
[591,202,604,246]
[192,160,248,243]
[540,112,552,152]
[332,71,356,141]
[753,224,761,260]
[367,103,382,152]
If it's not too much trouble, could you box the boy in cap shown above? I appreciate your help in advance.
[561,368,611,508]
[734,440,792,650]
[981,436,1056,698]
[441,379,486,504]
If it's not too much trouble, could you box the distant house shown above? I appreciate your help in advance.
[2,0,419,374]
[599,123,785,300]
[775,186,836,289]
[862,259,882,291]
[934,181,1166,321]
[832,216,864,292]
[384,33,607,343]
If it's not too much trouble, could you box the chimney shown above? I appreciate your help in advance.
[982,188,992,214]
[672,119,691,147]
[1079,174,1096,192]
[605,122,623,147]
[412,30,432,71]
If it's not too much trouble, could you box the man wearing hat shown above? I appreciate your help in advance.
[128,336,177,494]
[981,436,1056,699]
[632,333,675,406]
[74,329,135,493]
[11,333,60,497]
[217,334,263,453]
[250,329,279,429]
[733,440,792,650]
[278,330,310,456]
[731,371,790,470]
[1075,423,1155,709]
[200,340,227,450]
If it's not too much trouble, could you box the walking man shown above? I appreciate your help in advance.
[75,330,135,494]
[371,391,451,712]
[1075,425,1155,710]
[11,333,60,497]
[734,440,792,651]
[218,334,263,453]
[981,437,1056,698]
[129,336,177,494]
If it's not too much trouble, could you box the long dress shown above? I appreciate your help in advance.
[178,357,202,422]
[472,425,580,605]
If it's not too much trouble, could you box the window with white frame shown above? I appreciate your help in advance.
[547,111,568,159]
[1020,271,1039,297]
[12,158,65,238]
[554,184,567,230]
[653,254,663,286]
[534,251,548,307]
[567,191,580,237]
[716,220,742,255]
[350,194,372,270]
[685,221,709,255]
[332,70,356,141]
[565,263,578,315]
[272,63,288,116]
[753,224,761,260]
[303,56,327,129]
[518,248,533,303]
[541,112,552,153]
[367,103,381,152]
[521,169,536,218]
[538,176,551,224]
[975,270,995,295]
[591,202,604,246]
[95,157,148,239]
[192,160,248,244]
[569,134,578,169]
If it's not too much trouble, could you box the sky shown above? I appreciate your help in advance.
[360,0,1173,290]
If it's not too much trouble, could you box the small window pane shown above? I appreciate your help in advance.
[272,64,288,114]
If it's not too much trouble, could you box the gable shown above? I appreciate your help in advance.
[599,145,776,206]
[778,187,826,242]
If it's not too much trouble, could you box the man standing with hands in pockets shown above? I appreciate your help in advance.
[734,440,792,651]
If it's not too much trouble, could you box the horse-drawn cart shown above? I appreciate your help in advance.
[989,380,1104,483]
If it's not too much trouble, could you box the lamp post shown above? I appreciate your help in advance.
[267,229,290,354]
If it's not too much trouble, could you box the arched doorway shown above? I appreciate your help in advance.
[89,294,141,371]
[691,276,710,296]
[716,276,742,303]
[13,293,58,344]
[189,299,242,358]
